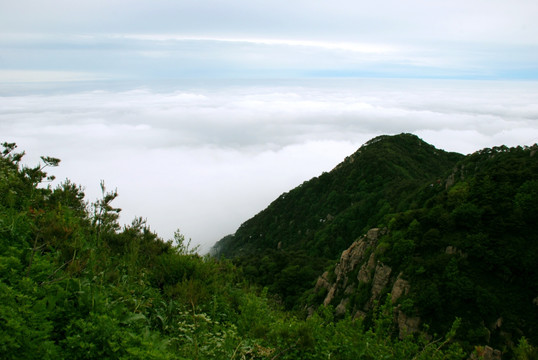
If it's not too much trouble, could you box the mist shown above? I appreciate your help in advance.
[2,78,537,252]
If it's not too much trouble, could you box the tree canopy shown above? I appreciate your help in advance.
[1,138,536,359]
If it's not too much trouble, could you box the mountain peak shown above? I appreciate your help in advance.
[212,134,538,351]
[213,133,462,259]
[363,133,420,147]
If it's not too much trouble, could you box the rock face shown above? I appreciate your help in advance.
[370,263,392,300]
[313,228,420,337]
[318,228,382,307]
[319,228,381,306]
[396,310,420,339]
[391,273,410,303]
[469,346,502,360]
[358,253,376,283]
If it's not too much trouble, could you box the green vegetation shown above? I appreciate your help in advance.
[2,136,537,358]
[374,143,538,353]
[214,134,464,307]
[214,134,538,357]
[1,140,483,359]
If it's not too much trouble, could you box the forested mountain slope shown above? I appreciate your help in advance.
[214,134,463,259]
[2,139,537,359]
[315,141,538,354]
[213,134,538,356]
[212,134,464,307]
[2,140,492,360]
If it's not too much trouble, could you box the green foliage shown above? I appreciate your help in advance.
[215,134,464,308]
[2,139,537,359]
[513,337,538,360]
[361,142,538,355]
[0,281,59,359]
[213,136,538,356]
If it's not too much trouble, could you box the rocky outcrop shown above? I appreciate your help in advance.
[446,172,456,189]
[335,298,350,316]
[396,309,420,339]
[391,273,410,303]
[323,285,337,307]
[315,271,331,291]
[313,227,420,338]
[445,245,468,258]
[370,263,392,300]
[358,252,376,283]
[469,346,502,360]
[316,228,383,307]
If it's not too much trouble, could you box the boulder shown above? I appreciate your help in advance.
[335,298,350,316]
[396,309,420,339]
[370,263,392,300]
[469,346,502,360]
[358,252,376,283]
[391,273,410,303]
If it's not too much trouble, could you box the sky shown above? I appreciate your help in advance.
[1,0,538,252]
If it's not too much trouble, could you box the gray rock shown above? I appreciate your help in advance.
[391,273,410,303]
[335,298,350,316]
[358,253,376,283]
[469,345,502,360]
[396,309,420,339]
[370,263,392,300]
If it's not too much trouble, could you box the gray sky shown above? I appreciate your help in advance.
[2,0,538,80]
[1,1,538,251]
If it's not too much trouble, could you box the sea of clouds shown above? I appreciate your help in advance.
[2,78,537,251]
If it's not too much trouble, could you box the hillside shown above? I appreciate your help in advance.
[1,140,495,360]
[212,134,538,356]
[314,141,538,353]
[212,134,464,307]
[214,134,463,258]
[2,137,537,359]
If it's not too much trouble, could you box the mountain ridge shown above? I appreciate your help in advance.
[2,137,537,358]
[212,133,538,354]
[212,133,463,259]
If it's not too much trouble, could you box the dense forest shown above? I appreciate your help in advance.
[1,136,536,359]
[213,134,464,308]
[213,134,538,358]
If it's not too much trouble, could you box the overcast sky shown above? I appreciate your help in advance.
[1,1,538,251]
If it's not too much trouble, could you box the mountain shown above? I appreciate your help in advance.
[315,141,538,353]
[214,134,463,259]
[212,134,538,353]
[3,138,537,359]
[212,134,463,307]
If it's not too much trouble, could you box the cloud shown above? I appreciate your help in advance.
[2,79,538,252]
[2,0,538,81]
[2,0,538,253]
[117,34,397,54]
[3,79,538,155]
[3,0,538,45]
[0,70,110,83]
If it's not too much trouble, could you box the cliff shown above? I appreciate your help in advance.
[312,228,419,339]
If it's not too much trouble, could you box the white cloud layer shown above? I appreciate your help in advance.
[2,79,537,251]
[1,0,538,251]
